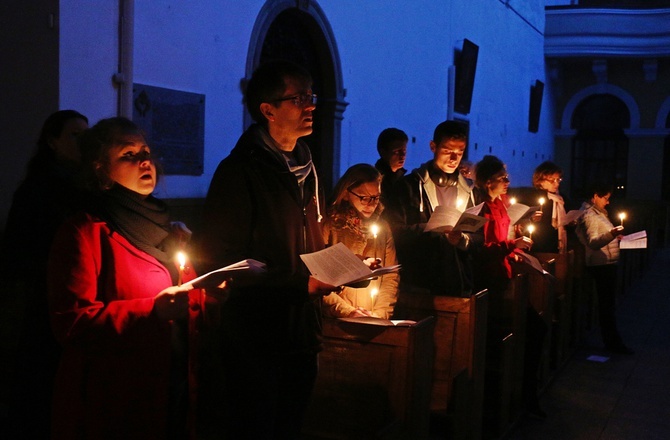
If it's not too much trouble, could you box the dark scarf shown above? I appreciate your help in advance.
[95,184,179,283]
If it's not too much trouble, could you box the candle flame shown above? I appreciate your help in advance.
[370,288,378,300]
[370,223,379,238]
[539,197,545,206]
[510,197,517,205]
[456,198,463,208]
[527,224,535,234]
[618,212,626,220]
[177,251,186,269]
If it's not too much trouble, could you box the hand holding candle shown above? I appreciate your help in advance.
[177,251,186,287]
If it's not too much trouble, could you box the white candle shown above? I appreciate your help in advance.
[370,223,379,260]
[177,251,186,286]
[527,224,535,240]
[618,212,626,227]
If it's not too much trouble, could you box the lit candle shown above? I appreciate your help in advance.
[370,223,379,260]
[509,197,517,205]
[527,224,535,240]
[539,197,545,208]
[456,198,463,209]
[177,251,186,286]
[370,287,378,311]
[618,212,626,227]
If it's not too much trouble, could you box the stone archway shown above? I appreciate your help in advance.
[245,0,348,191]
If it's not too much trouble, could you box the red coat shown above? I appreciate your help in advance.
[477,194,519,282]
[48,212,203,440]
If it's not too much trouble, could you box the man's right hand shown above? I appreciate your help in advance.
[308,276,340,298]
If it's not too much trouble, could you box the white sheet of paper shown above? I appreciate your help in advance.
[562,209,583,226]
[300,242,400,286]
[507,203,541,225]
[424,204,487,233]
[620,230,647,249]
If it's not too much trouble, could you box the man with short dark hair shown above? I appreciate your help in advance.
[375,127,408,200]
[384,120,477,296]
[197,60,336,439]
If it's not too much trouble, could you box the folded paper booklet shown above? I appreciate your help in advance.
[517,251,553,277]
[424,202,487,233]
[620,230,647,249]
[507,203,541,225]
[337,317,417,326]
[183,259,267,289]
[300,242,401,287]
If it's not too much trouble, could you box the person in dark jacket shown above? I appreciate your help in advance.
[383,120,477,297]
[196,60,337,439]
[522,161,572,254]
[1,110,88,439]
[374,127,408,203]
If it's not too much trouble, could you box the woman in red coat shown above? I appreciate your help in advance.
[48,117,204,439]
[472,155,547,420]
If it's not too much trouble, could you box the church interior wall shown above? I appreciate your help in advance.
[2,0,555,227]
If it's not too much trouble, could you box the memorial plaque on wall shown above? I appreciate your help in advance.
[132,84,205,175]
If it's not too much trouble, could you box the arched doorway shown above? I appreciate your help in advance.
[246,0,347,191]
[570,94,630,201]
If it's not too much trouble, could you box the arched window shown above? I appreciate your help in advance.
[246,1,347,191]
[571,94,630,200]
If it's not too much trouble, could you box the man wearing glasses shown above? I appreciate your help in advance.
[197,60,337,439]
[384,120,477,297]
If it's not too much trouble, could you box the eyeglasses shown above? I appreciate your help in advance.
[545,177,562,184]
[493,174,510,183]
[347,189,381,206]
[273,93,317,107]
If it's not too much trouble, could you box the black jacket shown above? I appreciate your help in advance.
[198,124,325,354]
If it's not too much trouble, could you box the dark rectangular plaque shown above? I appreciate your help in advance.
[133,84,205,175]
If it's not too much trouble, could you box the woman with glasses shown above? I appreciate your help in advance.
[527,161,572,254]
[321,164,399,319]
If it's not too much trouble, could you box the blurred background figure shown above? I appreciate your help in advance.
[375,127,408,203]
[1,110,88,439]
[322,164,399,319]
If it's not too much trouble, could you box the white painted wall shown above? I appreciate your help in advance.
[56,0,554,200]
[59,0,120,126]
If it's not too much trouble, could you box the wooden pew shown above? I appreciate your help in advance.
[533,250,575,370]
[303,316,435,439]
[393,289,489,440]
[524,258,556,389]
[494,273,528,432]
